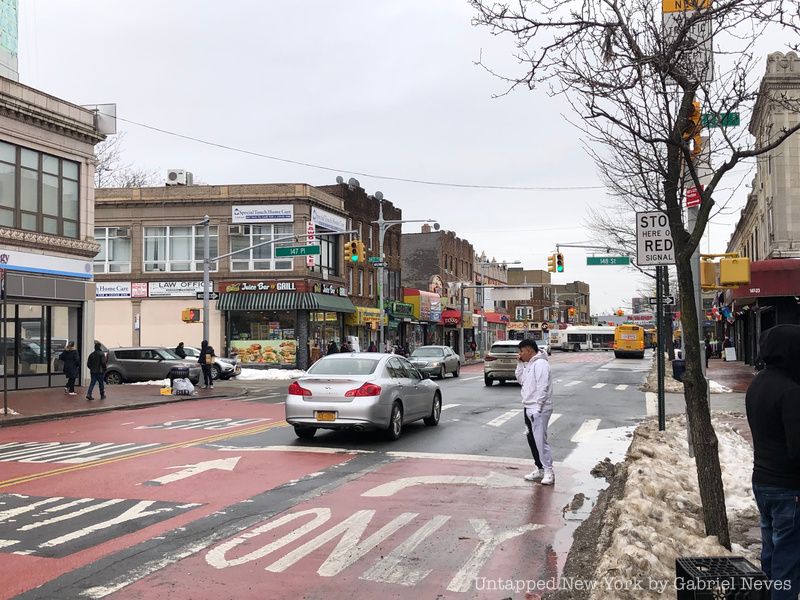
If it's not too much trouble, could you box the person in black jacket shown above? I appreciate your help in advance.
[198,340,215,389]
[174,342,187,359]
[745,324,800,598]
[58,342,80,396]
[86,342,107,401]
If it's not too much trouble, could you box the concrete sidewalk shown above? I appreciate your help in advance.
[0,384,242,428]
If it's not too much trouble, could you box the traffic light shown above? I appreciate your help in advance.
[181,308,200,323]
[344,240,359,263]
[356,240,366,264]
[682,100,703,158]
[555,252,565,273]
[547,254,556,273]
[568,306,576,317]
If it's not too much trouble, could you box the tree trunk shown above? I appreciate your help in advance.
[676,254,731,550]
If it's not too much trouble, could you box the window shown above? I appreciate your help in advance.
[229,224,292,272]
[347,267,353,295]
[144,225,219,273]
[94,227,132,273]
[307,230,340,278]
[515,306,527,321]
[368,270,374,298]
[0,141,80,238]
[368,225,373,251]
[358,270,364,296]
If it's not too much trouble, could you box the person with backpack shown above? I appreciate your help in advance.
[86,342,107,401]
[198,340,215,389]
[58,342,80,396]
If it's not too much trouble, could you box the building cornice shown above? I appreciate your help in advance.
[0,228,100,258]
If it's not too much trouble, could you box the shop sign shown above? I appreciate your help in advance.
[311,206,347,232]
[221,280,306,293]
[230,339,297,365]
[428,275,444,295]
[345,307,386,326]
[132,283,148,298]
[0,247,93,280]
[148,281,212,298]
[313,282,347,297]
[97,282,131,299]
[387,301,413,318]
[231,204,294,224]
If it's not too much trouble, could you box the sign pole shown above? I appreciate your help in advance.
[2,269,6,415]
[656,265,666,431]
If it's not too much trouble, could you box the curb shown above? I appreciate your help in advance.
[0,387,250,428]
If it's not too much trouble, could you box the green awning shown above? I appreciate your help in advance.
[217,292,355,313]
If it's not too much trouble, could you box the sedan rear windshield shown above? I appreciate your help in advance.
[490,345,520,354]
[307,358,380,375]
[411,348,444,357]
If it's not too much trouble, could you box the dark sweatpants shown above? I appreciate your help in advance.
[523,409,543,469]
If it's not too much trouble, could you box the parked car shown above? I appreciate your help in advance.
[285,353,442,441]
[537,338,552,355]
[104,347,201,385]
[408,345,461,378]
[483,340,523,386]
[181,346,241,380]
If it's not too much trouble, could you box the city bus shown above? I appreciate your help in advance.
[553,326,616,352]
[614,324,646,358]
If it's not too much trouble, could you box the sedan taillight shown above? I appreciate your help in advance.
[484,356,497,362]
[344,383,382,397]
[288,381,312,396]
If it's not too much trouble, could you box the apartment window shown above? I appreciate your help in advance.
[144,225,219,272]
[94,227,132,273]
[308,230,340,277]
[368,271,374,298]
[358,270,364,296]
[0,141,80,237]
[229,224,292,272]
[368,225,373,251]
[515,306,528,321]
[347,267,353,294]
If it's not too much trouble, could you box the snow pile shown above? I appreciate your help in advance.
[236,368,304,381]
[129,379,170,386]
[588,416,759,600]
[709,380,733,394]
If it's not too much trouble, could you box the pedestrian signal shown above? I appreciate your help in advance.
[182,308,201,323]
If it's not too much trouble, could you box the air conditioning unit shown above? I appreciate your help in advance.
[228,225,245,236]
[114,227,131,237]
[166,169,194,186]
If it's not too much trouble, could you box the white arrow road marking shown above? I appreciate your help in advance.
[486,409,522,428]
[615,384,629,390]
[570,419,601,443]
[146,457,241,486]
[362,472,529,497]
[564,381,582,387]
[591,383,606,389]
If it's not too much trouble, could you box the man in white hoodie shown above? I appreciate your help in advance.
[516,339,554,485]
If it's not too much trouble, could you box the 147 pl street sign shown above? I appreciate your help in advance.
[636,211,676,266]
[275,245,321,257]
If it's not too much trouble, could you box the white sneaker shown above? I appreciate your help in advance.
[68,392,77,396]
[524,469,544,482]
[540,470,555,486]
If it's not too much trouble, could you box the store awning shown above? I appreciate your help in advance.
[731,259,800,302]
[484,312,510,324]
[441,309,461,326]
[217,292,356,313]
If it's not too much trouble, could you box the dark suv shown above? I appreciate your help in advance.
[105,347,201,385]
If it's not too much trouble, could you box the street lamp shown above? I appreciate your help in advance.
[371,192,438,351]
[476,259,521,356]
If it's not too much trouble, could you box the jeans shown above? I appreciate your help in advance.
[523,409,543,469]
[753,482,800,599]
[525,407,553,471]
[201,364,213,387]
[65,377,76,393]
[86,373,105,399]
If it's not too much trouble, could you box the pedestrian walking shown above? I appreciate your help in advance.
[174,342,187,359]
[745,324,800,599]
[327,340,339,355]
[198,340,215,389]
[340,341,352,353]
[516,339,554,485]
[86,342,107,401]
[58,342,80,396]
[367,341,377,352]
[704,336,712,369]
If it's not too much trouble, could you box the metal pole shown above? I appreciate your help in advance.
[2,269,6,415]
[480,264,486,357]
[377,202,385,352]
[458,282,465,361]
[202,215,210,343]
[656,265,666,431]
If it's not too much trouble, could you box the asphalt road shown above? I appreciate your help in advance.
[0,350,653,600]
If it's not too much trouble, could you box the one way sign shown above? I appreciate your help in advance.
[196,291,220,300]
[649,296,675,306]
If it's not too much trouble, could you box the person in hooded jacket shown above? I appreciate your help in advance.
[745,324,800,599]
[516,339,554,485]
[58,342,80,396]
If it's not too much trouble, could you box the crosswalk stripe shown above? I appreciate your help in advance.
[570,419,601,442]
[441,404,461,411]
[549,413,562,425]
[564,381,582,387]
[615,384,628,390]
[486,409,522,428]
[592,383,606,389]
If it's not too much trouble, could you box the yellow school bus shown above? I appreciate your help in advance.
[614,324,646,359]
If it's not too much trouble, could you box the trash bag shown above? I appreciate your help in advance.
[172,378,195,396]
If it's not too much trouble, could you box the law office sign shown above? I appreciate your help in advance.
[148,281,212,298]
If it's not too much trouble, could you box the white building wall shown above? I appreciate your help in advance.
[139,299,223,349]
[95,300,134,348]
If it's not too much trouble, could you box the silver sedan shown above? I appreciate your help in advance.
[408,345,461,378]
[285,353,442,441]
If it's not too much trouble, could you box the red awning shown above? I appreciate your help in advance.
[731,259,800,301]
[484,312,510,324]
[441,309,461,326]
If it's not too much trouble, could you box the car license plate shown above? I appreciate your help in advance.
[315,411,336,422]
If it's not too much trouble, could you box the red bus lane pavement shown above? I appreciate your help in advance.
[89,457,575,600]
[0,400,357,599]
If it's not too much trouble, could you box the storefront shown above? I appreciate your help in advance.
[344,306,385,350]
[0,248,94,390]
[217,279,355,369]
[385,300,414,350]
[404,288,442,351]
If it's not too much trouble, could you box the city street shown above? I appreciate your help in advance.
[1,352,653,599]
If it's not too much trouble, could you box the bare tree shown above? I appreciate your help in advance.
[471,0,800,548]
[94,132,160,188]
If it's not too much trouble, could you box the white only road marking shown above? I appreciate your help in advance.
[0,539,18,549]
[615,384,629,391]
[362,472,529,497]
[570,419,601,443]
[457,376,483,382]
[387,451,536,467]
[564,381,582,387]
[441,403,461,411]
[146,457,241,486]
[0,496,65,522]
[548,413,562,426]
[646,391,657,417]
[592,383,606,389]
[212,445,373,455]
[597,368,609,372]
[486,409,522,428]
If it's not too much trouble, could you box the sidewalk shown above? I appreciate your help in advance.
[0,384,240,428]
[706,357,755,393]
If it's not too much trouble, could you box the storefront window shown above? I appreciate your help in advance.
[17,305,47,375]
[228,310,297,366]
[309,311,341,360]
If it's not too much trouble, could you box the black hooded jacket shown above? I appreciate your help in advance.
[745,324,800,489]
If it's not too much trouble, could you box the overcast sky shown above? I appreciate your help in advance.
[16,0,771,314]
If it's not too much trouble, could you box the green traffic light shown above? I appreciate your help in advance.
[351,255,359,262]
[556,265,564,272]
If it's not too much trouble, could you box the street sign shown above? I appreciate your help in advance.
[702,112,740,128]
[586,256,631,266]
[662,7,713,82]
[649,295,676,306]
[367,256,382,263]
[686,185,703,208]
[371,261,388,268]
[662,0,710,13]
[636,211,675,266]
[195,291,220,300]
[275,245,321,257]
